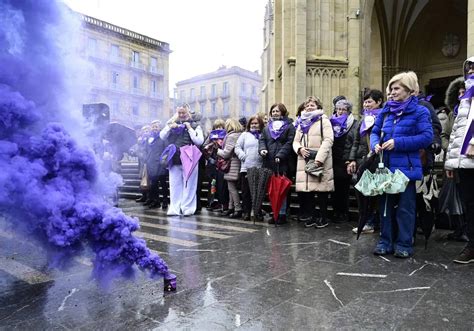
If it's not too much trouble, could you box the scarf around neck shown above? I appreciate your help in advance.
[249,129,261,140]
[461,74,474,100]
[209,129,227,141]
[386,96,414,117]
[360,108,381,137]
[330,113,349,138]
[268,118,289,140]
[299,110,322,134]
[170,123,186,135]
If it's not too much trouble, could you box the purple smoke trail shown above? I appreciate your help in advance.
[0,0,175,290]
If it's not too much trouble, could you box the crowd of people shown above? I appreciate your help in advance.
[129,57,474,264]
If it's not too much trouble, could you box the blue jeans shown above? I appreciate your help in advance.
[377,182,416,254]
[279,197,287,215]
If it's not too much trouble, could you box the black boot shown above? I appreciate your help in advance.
[148,200,161,209]
[230,210,243,219]
[136,193,147,203]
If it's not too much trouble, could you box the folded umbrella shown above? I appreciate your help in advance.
[252,168,273,222]
[438,177,464,216]
[267,173,292,224]
[416,171,439,248]
[179,145,202,187]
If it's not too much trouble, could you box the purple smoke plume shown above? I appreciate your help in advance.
[0,0,174,289]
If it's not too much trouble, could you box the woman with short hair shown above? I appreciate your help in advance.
[293,96,334,228]
[259,103,296,224]
[371,72,433,258]
[160,104,204,216]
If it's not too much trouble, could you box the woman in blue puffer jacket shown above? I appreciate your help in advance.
[370,71,433,258]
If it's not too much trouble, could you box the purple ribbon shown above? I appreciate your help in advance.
[454,103,459,117]
[249,129,261,140]
[209,129,227,141]
[170,124,186,135]
[268,119,289,140]
[330,113,349,138]
[360,108,381,137]
[299,114,322,134]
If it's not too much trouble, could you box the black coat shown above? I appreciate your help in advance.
[258,117,296,174]
[332,119,358,179]
[146,136,167,179]
[419,99,442,173]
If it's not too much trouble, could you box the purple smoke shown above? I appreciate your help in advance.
[0,0,173,288]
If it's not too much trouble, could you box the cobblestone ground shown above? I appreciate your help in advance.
[0,200,473,330]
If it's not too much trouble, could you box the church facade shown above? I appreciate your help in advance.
[261,0,474,115]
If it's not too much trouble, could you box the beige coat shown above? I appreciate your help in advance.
[217,131,242,181]
[292,113,334,192]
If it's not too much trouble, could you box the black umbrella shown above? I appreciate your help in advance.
[104,122,137,158]
[248,167,273,224]
[355,153,378,239]
[416,171,440,248]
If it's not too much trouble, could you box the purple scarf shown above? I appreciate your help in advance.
[299,113,322,134]
[209,129,227,141]
[360,108,381,137]
[453,103,460,117]
[268,119,289,140]
[249,129,261,140]
[330,113,349,138]
[386,96,414,117]
[170,124,186,135]
[461,74,474,100]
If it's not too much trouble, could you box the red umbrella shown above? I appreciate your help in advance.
[267,173,292,222]
[179,145,202,187]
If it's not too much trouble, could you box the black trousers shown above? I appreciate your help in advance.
[332,165,351,216]
[149,174,169,204]
[299,191,328,220]
[216,170,229,206]
[458,169,474,248]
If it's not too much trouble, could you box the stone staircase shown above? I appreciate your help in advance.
[118,161,446,221]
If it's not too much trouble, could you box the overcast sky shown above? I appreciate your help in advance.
[63,0,268,95]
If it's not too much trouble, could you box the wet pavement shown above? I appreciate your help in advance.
[1,200,473,330]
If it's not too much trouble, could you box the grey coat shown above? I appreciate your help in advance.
[217,131,242,181]
[234,132,263,172]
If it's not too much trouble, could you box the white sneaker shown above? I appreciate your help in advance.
[352,224,375,234]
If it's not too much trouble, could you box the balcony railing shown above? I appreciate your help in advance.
[239,91,249,99]
[150,91,164,100]
[209,92,218,100]
[149,66,164,76]
[187,96,197,104]
[130,61,145,70]
[109,83,127,92]
[221,90,230,99]
[250,93,259,102]
[198,94,207,102]
[109,56,126,65]
[132,87,144,95]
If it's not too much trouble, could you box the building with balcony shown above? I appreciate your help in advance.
[78,13,171,128]
[175,66,262,132]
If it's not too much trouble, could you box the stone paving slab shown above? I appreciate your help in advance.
[0,200,473,330]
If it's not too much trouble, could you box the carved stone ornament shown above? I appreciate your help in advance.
[441,33,461,58]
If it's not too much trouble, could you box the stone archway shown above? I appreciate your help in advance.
[372,0,467,98]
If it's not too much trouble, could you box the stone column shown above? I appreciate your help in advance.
[346,0,362,114]
[468,0,474,55]
[293,0,307,115]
